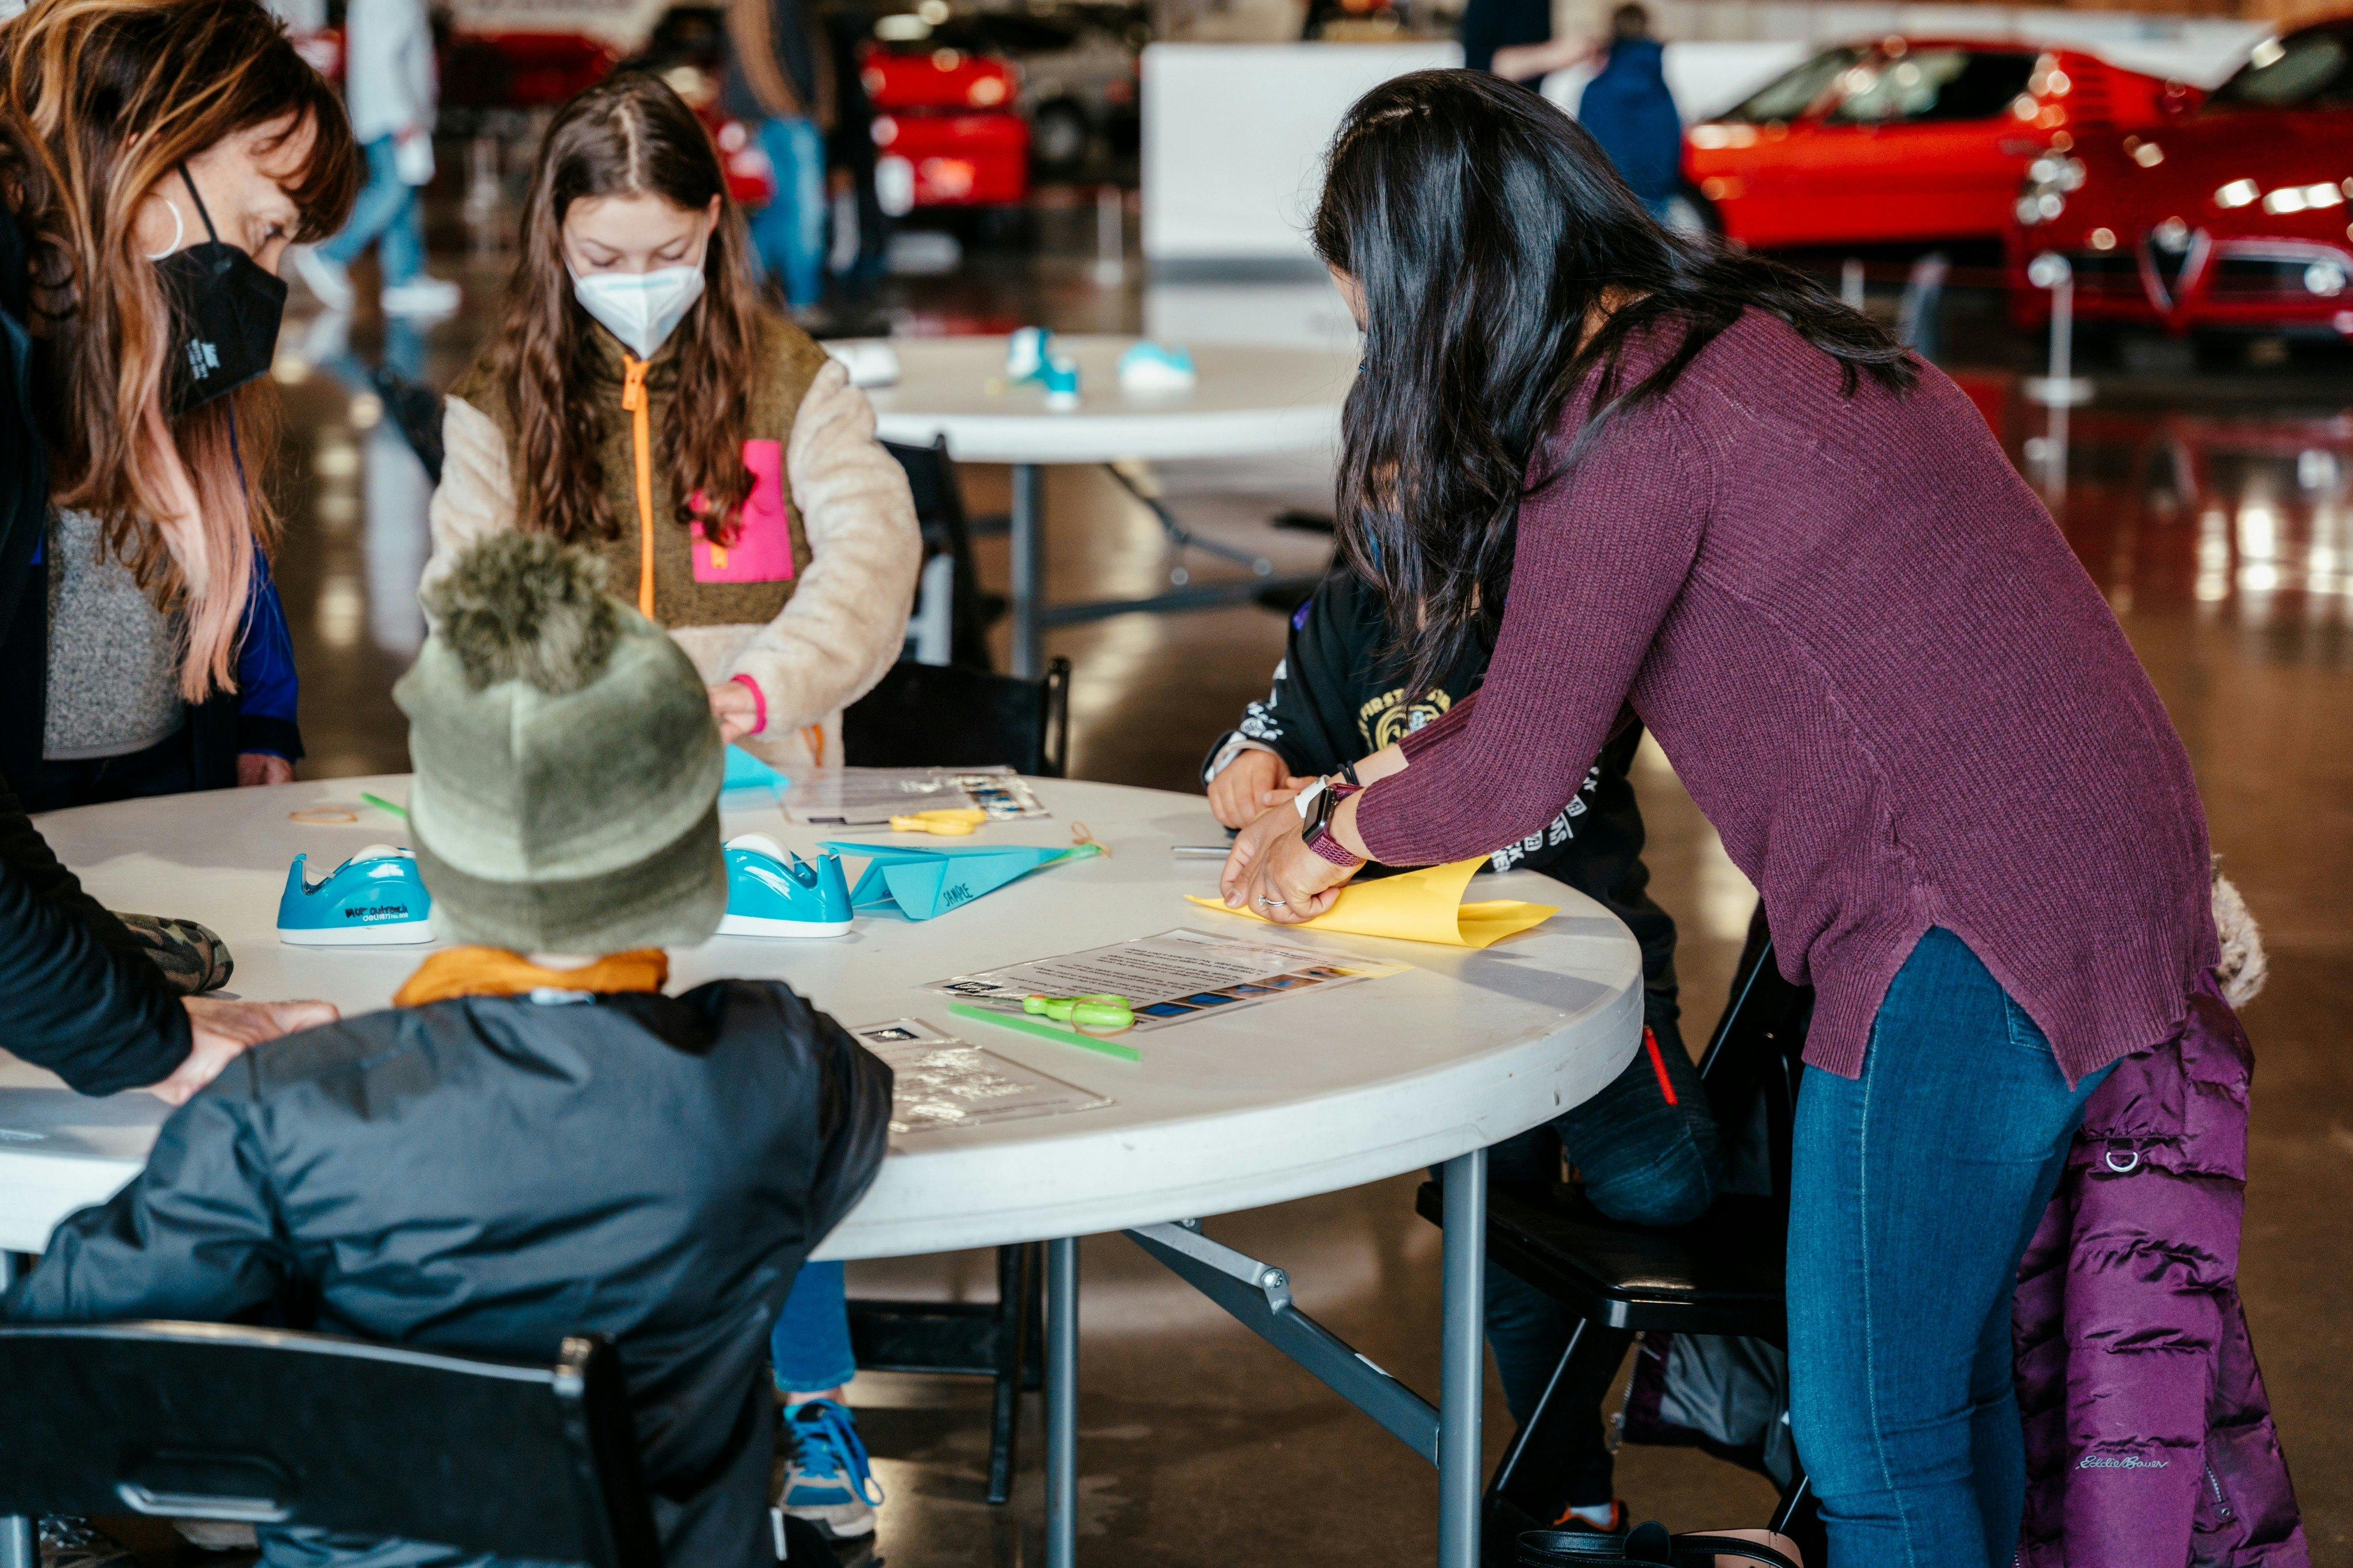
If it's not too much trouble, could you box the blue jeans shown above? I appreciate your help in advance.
[750,116,827,308]
[1477,990,1721,1505]
[1787,928,2111,1568]
[318,135,422,285]
[772,1260,857,1393]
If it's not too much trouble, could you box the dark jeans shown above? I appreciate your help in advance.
[1478,987,1722,1508]
[1786,928,2109,1567]
[28,728,197,813]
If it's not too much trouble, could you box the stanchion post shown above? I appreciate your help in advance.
[1093,185,1125,288]
[2023,252,2093,494]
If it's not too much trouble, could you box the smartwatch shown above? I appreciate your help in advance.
[1298,777,1364,868]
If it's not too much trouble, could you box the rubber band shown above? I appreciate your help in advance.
[289,806,358,824]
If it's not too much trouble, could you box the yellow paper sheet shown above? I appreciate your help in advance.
[1186,856,1556,949]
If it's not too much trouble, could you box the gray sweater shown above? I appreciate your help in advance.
[43,508,184,762]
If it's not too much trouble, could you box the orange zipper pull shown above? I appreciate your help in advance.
[622,355,655,617]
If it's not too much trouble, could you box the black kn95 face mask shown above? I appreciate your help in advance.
[152,164,288,418]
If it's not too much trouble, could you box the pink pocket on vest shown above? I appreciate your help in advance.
[691,439,796,584]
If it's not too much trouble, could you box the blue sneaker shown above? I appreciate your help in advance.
[778,1399,884,1540]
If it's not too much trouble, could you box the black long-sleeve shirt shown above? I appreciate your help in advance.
[1202,567,1677,990]
[0,771,191,1092]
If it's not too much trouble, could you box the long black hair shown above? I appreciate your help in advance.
[1311,69,1915,701]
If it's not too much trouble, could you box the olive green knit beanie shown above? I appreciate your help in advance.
[395,533,725,953]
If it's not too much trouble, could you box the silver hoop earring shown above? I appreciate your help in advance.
[142,198,185,261]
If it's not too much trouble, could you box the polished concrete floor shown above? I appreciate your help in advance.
[195,220,2353,1565]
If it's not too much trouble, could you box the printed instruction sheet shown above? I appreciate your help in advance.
[788,767,1048,827]
[923,926,1408,1034]
[851,1018,1112,1137]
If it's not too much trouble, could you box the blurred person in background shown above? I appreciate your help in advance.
[294,0,461,316]
[724,0,833,312]
[1493,4,1684,221]
[1457,0,1550,79]
[823,0,889,311]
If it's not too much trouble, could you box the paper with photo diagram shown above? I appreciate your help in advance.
[787,766,1048,827]
[1187,855,1555,949]
[925,925,1407,1034]
[850,1018,1112,1139]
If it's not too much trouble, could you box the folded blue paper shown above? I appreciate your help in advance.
[723,746,789,792]
[819,840,1088,921]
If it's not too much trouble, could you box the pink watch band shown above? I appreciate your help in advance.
[1307,830,1362,868]
[729,673,767,735]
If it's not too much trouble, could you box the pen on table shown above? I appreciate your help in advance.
[361,792,408,820]
[1171,844,1232,859]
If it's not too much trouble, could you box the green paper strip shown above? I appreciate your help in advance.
[947,1002,1143,1063]
[361,792,408,820]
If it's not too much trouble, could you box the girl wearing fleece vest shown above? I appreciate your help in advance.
[423,71,918,775]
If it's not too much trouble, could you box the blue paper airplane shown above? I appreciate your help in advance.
[723,746,790,792]
[818,840,1089,921]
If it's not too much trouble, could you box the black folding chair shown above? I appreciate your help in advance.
[884,437,1000,672]
[842,656,1072,779]
[1415,913,1822,1561]
[0,1322,659,1568]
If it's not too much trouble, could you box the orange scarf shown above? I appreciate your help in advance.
[393,947,669,1007]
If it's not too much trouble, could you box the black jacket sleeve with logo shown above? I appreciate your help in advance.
[1205,569,1677,988]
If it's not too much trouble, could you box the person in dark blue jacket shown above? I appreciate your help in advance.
[1575,6,1684,218]
[1488,5,1685,221]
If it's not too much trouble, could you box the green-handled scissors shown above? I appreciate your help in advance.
[1023,993,1135,1033]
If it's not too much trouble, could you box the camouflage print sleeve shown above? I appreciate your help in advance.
[110,913,235,997]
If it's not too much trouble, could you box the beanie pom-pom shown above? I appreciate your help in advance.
[425,534,619,694]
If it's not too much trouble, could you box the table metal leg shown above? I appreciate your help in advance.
[1438,1148,1487,1568]
[1044,1235,1079,1568]
[1010,462,1044,680]
[0,1251,26,1568]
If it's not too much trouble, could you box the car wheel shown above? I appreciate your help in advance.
[1031,99,1090,177]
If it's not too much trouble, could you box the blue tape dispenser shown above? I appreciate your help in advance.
[717,834,854,939]
[277,844,434,946]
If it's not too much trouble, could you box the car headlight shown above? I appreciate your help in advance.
[2015,153,2086,227]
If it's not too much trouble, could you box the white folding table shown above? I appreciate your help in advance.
[859,335,1357,678]
[0,774,1641,1568]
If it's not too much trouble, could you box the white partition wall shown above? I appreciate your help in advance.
[1141,42,1462,273]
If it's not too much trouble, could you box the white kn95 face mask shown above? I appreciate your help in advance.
[569,262,707,359]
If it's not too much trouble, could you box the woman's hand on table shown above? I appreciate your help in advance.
[708,682,761,745]
[1206,748,1313,831]
[148,997,342,1106]
[1220,797,1361,924]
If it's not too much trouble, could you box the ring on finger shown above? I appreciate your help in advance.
[1259,896,1287,907]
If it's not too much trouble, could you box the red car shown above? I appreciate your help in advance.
[2006,14,2353,339]
[440,29,622,113]
[1684,38,2175,249]
[859,37,1029,210]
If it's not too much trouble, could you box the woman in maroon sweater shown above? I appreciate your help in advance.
[1223,73,2218,1565]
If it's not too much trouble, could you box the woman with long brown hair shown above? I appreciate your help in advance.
[0,0,353,1163]
[425,70,918,776]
